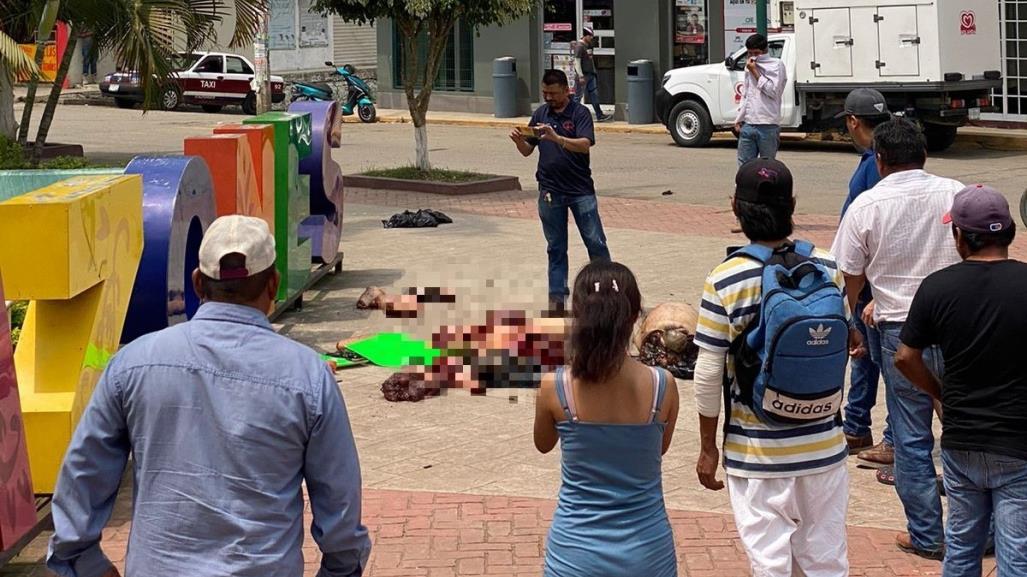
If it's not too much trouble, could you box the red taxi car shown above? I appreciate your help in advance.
[100,51,286,114]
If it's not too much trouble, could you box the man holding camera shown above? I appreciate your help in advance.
[734,33,788,167]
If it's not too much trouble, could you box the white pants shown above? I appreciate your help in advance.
[728,465,850,577]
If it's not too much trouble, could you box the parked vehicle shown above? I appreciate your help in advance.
[656,0,1002,152]
[99,52,286,114]
[290,62,376,123]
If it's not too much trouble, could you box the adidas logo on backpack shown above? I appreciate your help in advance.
[727,241,849,426]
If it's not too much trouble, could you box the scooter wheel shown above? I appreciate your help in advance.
[358,103,377,123]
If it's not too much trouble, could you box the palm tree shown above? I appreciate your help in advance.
[2,0,267,161]
[0,2,40,140]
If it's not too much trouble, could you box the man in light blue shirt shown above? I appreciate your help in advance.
[46,215,371,577]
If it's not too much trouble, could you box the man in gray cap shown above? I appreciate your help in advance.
[896,185,1027,575]
[47,215,371,577]
[835,88,895,469]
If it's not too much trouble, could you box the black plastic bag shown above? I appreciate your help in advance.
[382,209,453,229]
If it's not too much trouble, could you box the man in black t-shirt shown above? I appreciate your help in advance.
[896,184,1027,575]
[572,29,611,122]
[510,69,611,314]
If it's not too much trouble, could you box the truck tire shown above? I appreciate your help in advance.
[923,123,958,153]
[669,100,713,147]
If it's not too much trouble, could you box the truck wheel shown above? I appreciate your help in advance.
[669,100,713,147]
[923,123,958,153]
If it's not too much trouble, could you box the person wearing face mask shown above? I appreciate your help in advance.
[734,33,787,167]
[834,89,896,472]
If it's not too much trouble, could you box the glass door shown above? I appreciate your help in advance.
[542,0,615,104]
[674,0,710,68]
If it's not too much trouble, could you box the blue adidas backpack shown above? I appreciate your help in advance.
[727,241,849,426]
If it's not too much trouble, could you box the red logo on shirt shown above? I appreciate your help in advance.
[562,120,575,134]
[960,11,977,35]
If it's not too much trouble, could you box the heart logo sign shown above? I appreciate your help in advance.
[960,11,977,35]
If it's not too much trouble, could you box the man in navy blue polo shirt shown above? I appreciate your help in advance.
[510,69,611,313]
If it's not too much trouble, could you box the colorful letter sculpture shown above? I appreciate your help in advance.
[212,123,277,233]
[288,100,344,263]
[243,112,314,301]
[0,175,144,492]
[183,134,261,219]
[121,156,217,344]
[0,280,37,549]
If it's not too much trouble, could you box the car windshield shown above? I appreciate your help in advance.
[171,53,202,71]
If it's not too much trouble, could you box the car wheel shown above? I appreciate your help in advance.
[114,98,135,109]
[358,103,377,123]
[669,100,713,147]
[160,86,181,111]
[242,93,257,115]
[922,123,958,153]
[201,104,223,113]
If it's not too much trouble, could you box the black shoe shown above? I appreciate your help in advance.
[596,115,614,123]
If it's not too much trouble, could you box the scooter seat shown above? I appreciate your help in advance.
[296,81,334,98]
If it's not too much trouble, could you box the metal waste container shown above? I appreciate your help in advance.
[492,57,518,118]
[627,60,655,124]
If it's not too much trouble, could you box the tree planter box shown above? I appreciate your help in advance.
[342,174,521,196]
[24,142,84,161]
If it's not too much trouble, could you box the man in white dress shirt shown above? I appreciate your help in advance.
[831,117,964,560]
[734,33,788,166]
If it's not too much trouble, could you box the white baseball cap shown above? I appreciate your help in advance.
[198,215,276,280]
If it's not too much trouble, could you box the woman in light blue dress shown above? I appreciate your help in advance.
[534,261,680,577]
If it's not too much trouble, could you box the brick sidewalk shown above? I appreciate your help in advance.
[346,188,1027,261]
[7,488,986,577]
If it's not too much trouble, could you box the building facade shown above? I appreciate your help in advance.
[373,0,1026,123]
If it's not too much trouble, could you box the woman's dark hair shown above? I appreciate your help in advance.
[745,33,768,51]
[956,223,1017,252]
[873,118,927,168]
[542,69,569,88]
[570,261,642,384]
[734,198,795,242]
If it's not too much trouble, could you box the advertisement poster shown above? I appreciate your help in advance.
[675,0,706,45]
[723,0,772,56]
[269,0,297,50]
[298,0,329,47]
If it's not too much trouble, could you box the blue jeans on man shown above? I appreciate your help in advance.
[844,296,893,446]
[80,35,96,77]
[878,322,945,554]
[737,123,780,166]
[942,450,1027,577]
[574,74,606,120]
[537,190,610,303]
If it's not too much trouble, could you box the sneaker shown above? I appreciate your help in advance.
[857,440,894,468]
[896,532,945,561]
[845,433,874,454]
[596,115,614,123]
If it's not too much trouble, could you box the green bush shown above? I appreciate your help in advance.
[0,136,26,169]
[40,156,95,170]
[0,136,106,170]
[8,301,27,350]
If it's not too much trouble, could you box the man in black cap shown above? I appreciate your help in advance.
[693,159,855,577]
[835,88,895,467]
[573,28,612,122]
[896,184,1027,575]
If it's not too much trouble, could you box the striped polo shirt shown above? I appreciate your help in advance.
[695,246,849,479]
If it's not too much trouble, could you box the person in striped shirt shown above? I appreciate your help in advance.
[693,159,859,577]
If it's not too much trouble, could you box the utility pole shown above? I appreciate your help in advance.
[254,8,271,114]
[757,0,768,36]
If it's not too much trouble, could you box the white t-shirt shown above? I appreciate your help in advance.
[831,169,964,323]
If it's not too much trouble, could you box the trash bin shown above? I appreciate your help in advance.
[627,60,655,125]
[492,57,518,118]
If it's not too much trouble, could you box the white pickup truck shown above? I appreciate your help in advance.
[655,0,1002,152]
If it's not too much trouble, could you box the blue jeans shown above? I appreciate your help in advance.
[844,297,892,445]
[879,322,945,552]
[574,74,604,119]
[80,35,96,76]
[942,450,1027,577]
[737,123,781,166]
[537,190,611,301]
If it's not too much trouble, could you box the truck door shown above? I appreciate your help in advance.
[875,6,920,77]
[809,8,853,77]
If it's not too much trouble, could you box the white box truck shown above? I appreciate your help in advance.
[655,0,1002,152]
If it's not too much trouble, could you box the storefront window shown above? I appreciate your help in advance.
[674,0,709,68]
[393,19,474,92]
[544,0,578,50]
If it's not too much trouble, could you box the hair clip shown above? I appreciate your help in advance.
[612,280,619,292]
[594,281,601,292]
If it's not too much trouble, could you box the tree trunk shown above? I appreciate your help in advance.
[413,121,429,171]
[32,29,77,164]
[0,67,16,141]
[254,11,271,114]
[16,44,48,145]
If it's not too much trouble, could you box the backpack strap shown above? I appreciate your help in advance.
[728,243,774,264]
[649,367,668,424]
[792,240,815,258]
[554,367,579,422]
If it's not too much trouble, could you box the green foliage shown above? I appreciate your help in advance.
[0,135,111,168]
[0,134,25,169]
[362,165,491,182]
[313,0,537,30]
[8,301,26,350]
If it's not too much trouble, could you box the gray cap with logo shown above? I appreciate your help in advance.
[835,88,891,118]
